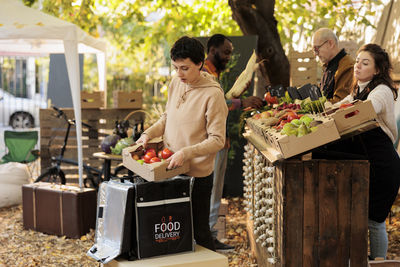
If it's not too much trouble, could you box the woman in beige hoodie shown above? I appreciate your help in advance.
[136,36,228,251]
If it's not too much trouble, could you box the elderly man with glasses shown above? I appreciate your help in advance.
[312,28,355,103]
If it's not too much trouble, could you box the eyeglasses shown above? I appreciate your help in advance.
[313,40,329,54]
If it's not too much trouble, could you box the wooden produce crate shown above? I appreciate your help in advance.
[113,90,142,109]
[39,108,144,183]
[289,51,318,87]
[242,143,369,267]
[81,91,105,109]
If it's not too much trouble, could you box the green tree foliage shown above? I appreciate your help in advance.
[274,0,378,47]
[28,0,379,91]
[31,0,242,112]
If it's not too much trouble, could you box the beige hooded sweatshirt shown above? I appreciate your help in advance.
[143,71,228,177]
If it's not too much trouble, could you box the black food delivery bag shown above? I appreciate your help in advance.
[131,176,194,259]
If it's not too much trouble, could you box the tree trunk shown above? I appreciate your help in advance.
[229,0,290,87]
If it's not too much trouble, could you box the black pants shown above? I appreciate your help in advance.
[191,173,215,251]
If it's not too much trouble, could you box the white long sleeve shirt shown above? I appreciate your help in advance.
[339,81,398,143]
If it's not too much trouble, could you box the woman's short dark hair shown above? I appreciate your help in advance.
[170,36,205,65]
[352,43,398,100]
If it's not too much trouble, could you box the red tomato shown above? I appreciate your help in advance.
[145,148,156,155]
[161,148,174,159]
[143,151,156,163]
[157,150,163,159]
[264,92,278,105]
[150,157,161,163]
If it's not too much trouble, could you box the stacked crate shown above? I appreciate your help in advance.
[81,91,105,108]
[289,51,318,87]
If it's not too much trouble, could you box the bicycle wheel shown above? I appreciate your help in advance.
[35,168,66,184]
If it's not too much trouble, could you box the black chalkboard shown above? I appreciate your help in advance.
[267,85,286,98]
[287,86,301,100]
[297,83,322,101]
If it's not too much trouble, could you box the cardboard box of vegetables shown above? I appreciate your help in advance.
[246,96,340,159]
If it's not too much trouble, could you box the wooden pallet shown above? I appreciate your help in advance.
[39,108,144,182]
[105,245,228,267]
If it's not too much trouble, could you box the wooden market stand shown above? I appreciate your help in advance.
[243,129,370,267]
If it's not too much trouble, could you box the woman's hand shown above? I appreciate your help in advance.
[166,150,184,169]
[135,133,150,147]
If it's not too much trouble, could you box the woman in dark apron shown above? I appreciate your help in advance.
[340,44,400,259]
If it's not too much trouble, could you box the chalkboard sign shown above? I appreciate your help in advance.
[267,85,286,98]
[287,86,301,100]
[297,83,322,101]
[309,84,322,100]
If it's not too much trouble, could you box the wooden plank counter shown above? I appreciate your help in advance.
[243,132,370,267]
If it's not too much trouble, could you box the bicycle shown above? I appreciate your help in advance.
[35,106,103,188]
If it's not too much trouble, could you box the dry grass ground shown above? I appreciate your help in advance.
[0,197,398,266]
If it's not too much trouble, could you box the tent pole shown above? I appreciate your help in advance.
[64,39,84,189]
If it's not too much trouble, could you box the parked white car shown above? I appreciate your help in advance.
[0,88,47,129]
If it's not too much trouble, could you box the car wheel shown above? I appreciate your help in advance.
[10,112,35,129]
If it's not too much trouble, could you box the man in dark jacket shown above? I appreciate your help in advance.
[203,34,263,251]
[312,28,354,103]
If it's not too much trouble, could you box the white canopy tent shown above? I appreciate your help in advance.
[0,0,107,188]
